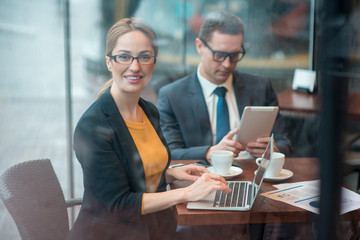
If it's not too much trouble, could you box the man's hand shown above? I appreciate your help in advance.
[205,128,244,162]
[246,137,278,158]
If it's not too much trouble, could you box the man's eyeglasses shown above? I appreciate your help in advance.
[108,54,157,65]
[200,38,245,63]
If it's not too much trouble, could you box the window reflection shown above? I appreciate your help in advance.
[0,0,359,239]
[132,0,311,93]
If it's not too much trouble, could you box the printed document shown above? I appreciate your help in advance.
[261,180,360,214]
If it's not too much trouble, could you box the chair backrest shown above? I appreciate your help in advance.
[0,159,69,240]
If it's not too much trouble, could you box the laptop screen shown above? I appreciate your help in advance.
[250,134,273,206]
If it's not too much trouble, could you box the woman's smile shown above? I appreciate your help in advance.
[125,74,143,83]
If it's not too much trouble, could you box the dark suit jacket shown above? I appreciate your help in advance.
[67,88,176,240]
[157,71,292,160]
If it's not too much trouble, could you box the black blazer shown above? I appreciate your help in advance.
[157,71,292,160]
[67,88,176,240]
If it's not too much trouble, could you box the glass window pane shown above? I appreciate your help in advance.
[0,1,66,238]
[1,0,359,239]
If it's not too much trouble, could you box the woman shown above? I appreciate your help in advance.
[67,18,230,240]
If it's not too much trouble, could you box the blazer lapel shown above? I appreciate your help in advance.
[139,98,170,192]
[189,73,212,145]
[100,88,146,192]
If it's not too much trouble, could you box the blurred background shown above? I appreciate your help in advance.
[0,0,359,238]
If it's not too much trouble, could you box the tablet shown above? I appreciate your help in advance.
[235,106,279,146]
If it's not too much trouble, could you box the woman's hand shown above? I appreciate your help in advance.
[144,165,231,215]
[185,173,231,202]
[166,164,209,184]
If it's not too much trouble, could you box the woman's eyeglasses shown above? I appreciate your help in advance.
[108,54,157,65]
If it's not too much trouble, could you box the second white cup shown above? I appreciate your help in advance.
[256,152,285,177]
[211,150,234,175]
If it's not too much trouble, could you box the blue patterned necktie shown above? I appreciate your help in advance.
[213,87,230,144]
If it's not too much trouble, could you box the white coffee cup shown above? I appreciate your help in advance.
[211,150,234,175]
[256,152,285,177]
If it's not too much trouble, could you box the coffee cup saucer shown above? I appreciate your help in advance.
[207,166,243,180]
[254,169,293,182]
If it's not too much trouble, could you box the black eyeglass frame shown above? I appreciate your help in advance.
[200,38,246,63]
[108,54,157,64]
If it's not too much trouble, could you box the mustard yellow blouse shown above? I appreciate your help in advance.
[125,108,168,214]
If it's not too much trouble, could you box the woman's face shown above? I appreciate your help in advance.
[106,30,156,95]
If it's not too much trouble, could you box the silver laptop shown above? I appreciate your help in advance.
[187,134,273,211]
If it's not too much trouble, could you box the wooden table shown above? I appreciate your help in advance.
[277,89,320,116]
[171,158,360,226]
[277,89,360,120]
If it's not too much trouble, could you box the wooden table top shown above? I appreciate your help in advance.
[277,89,320,115]
[171,158,360,226]
[277,89,360,120]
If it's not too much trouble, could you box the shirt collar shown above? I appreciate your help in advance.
[197,66,233,98]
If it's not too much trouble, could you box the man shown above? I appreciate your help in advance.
[157,11,291,162]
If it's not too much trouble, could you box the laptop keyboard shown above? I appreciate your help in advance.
[213,181,252,208]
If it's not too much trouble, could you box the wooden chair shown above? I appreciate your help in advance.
[0,159,81,240]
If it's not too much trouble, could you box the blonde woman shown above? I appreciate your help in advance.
[67,18,230,240]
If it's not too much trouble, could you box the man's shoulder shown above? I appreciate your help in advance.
[159,72,196,93]
[234,70,269,83]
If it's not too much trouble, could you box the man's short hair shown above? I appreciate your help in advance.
[199,11,244,42]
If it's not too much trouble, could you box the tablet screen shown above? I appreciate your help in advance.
[235,106,279,146]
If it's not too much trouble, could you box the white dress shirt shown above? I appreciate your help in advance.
[197,67,240,145]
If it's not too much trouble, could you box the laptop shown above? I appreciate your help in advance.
[187,134,274,211]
